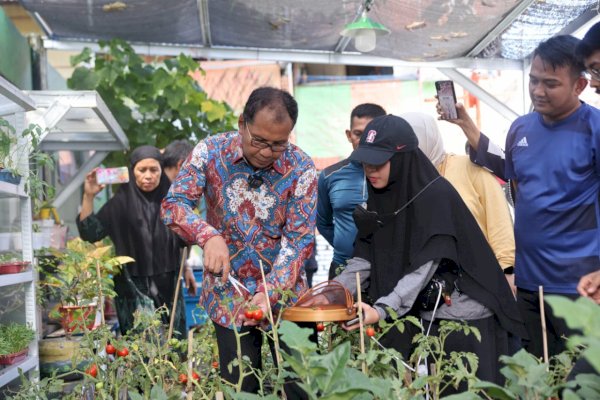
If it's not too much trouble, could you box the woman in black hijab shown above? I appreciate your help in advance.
[335,115,526,387]
[77,145,186,336]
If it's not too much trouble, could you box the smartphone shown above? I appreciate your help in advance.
[343,310,365,327]
[435,80,458,120]
[96,167,129,185]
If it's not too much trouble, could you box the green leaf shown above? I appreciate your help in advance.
[231,393,279,400]
[128,392,145,400]
[70,47,93,66]
[202,100,228,122]
[582,346,600,373]
[149,384,169,400]
[312,342,352,393]
[546,296,600,337]
[67,67,100,90]
[471,381,517,400]
[442,392,483,400]
[562,389,583,400]
[278,320,318,353]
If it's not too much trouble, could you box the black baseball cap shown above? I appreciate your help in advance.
[349,114,419,165]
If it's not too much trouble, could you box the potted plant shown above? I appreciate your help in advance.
[0,322,35,365]
[0,117,56,214]
[40,238,134,334]
[0,251,30,275]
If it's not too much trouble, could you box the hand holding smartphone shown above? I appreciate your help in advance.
[435,80,458,120]
[343,309,365,327]
[96,167,129,185]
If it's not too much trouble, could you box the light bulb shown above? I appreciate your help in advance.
[354,29,377,52]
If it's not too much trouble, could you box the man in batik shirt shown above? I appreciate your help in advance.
[161,87,317,395]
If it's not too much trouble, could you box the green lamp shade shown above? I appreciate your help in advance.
[340,11,390,52]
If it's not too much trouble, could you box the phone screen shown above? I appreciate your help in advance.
[96,167,130,185]
[435,80,458,120]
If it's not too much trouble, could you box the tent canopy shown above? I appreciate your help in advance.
[21,0,600,70]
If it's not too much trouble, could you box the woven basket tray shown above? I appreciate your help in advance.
[282,304,356,322]
[281,281,356,322]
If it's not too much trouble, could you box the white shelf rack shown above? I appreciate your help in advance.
[0,75,39,392]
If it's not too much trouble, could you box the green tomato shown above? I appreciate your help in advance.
[95,382,104,390]
[169,338,179,347]
[132,343,139,352]
[152,320,161,327]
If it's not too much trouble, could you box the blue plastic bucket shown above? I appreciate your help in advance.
[184,270,208,330]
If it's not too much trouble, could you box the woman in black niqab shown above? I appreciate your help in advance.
[77,145,186,336]
[336,115,525,388]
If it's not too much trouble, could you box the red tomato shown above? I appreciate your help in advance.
[212,361,219,369]
[244,309,254,319]
[117,348,129,357]
[105,344,116,355]
[252,309,264,321]
[178,373,188,384]
[316,322,325,332]
[191,371,200,381]
[366,327,376,337]
[86,364,98,378]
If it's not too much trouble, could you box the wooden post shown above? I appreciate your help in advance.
[356,272,367,374]
[259,260,286,399]
[538,285,549,364]
[186,327,195,399]
[168,247,188,341]
[95,260,105,326]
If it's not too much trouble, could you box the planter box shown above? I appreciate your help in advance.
[0,261,30,274]
[0,347,29,365]
[0,170,21,185]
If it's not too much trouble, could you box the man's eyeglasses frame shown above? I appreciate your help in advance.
[245,122,289,153]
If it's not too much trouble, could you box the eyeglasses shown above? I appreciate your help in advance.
[583,68,600,82]
[245,122,289,152]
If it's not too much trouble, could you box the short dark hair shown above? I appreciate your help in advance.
[242,87,298,127]
[163,140,193,168]
[533,35,584,78]
[350,103,386,126]
[576,21,600,62]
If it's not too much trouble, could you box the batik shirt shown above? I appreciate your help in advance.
[161,131,317,328]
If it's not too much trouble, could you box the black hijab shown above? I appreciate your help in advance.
[96,145,183,277]
[352,117,525,337]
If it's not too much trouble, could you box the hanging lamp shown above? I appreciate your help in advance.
[340,1,390,53]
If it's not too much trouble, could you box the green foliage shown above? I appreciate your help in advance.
[0,323,35,355]
[8,296,600,399]
[0,117,56,213]
[67,39,237,166]
[546,295,600,373]
[39,238,134,307]
[279,320,389,399]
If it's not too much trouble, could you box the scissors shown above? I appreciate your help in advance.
[228,274,250,297]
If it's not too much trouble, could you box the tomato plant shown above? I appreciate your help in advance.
[316,322,325,332]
